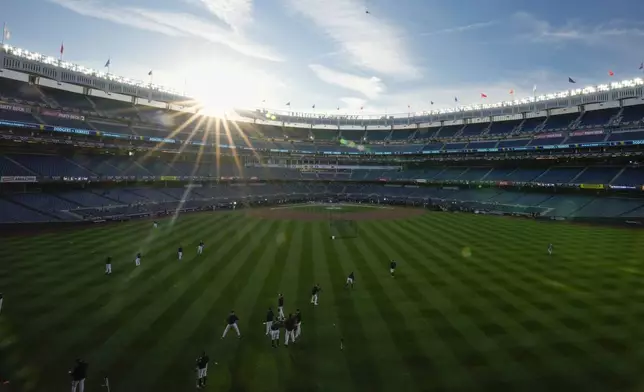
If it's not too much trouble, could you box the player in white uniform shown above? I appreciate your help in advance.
[294,309,302,339]
[265,307,275,335]
[345,272,355,288]
[195,351,209,389]
[135,253,141,267]
[221,311,241,339]
[197,241,204,255]
[178,246,183,261]
[153,221,158,229]
[548,243,553,256]
[310,284,321,306]
[105,256,112,275]
[277,294,285,320]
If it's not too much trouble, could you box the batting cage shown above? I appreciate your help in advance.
[329,212,359,239]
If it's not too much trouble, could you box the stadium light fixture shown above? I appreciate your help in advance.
[1,44,182,96]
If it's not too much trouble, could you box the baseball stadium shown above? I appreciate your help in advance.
[3,30,644,392]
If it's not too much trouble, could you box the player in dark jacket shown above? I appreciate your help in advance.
[69,358,88,392]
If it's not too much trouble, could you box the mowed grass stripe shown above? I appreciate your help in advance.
[21,214,245,390]
[223,220,301,391]
[0,216,236,390]
[307,222,354,392]
[276,223,316,392]
[360,219,476,389]
[6,215,230,316]
[225,220,296,392]
[18,214,233,339]
[127,219,283,392]
[97,218,272,392]
[324,225,400,392]
[345,224,435,392]
[393,216,592,387]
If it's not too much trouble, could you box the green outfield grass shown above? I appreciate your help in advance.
[273,203,388,214]
[2,209,644,392]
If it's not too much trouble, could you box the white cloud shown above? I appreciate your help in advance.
[339,97,367,111]
[47,0,282,62]
[419,20,496,37]
[183,0,253,32]
[513,12,644,44]
[309,64,386,99]
[285,0,420,79]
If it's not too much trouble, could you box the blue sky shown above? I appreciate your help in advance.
[3,0,644,114]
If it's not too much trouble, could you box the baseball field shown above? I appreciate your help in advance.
[1,204,644,392]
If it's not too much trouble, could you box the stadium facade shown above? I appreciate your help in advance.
[2,44,644,226]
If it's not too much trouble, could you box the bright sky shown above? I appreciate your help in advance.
[3,0,644,114]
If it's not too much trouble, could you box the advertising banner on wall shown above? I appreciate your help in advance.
[0,176,37,183]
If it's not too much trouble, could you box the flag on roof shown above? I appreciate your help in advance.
[312,104,315,109]
[285,102,291,106]
[454,97,458,102]
[261,99,266,103]
[360,106,363,110]
[336,106,340,110]
[430,101,434,105]
[480,93,487,98]
[640,62,643,70]
[60,42,64,55]
[104,59,110,68]
[608,70,614,76]
[568,77,576,83]
[148,70,153,76]
[509,89,514,95]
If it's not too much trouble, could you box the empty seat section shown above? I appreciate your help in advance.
[0,156,35,176]
[528,137,565,146]
[283,127,310,140]
[508,169,547,182]
[488,120,520,135]
[460,123,488,137]
[413,128,432,140]
[389,129,414,141]
[311,129,338,141]
[611,167,644,186]
[0,78,46,103]
[40,86,94,111]
[537,167,583,183]
[422,142,444,152]
[608,131,644,142]
[467,140,497,149]
[498,139,529,148]
[459,168,491,181]
[541,113,578,131]
[0,199,52,223]
[566,133,606,144]
[0,108,39,123]
[578,108,618,127]
[365,129,390,141]
[340,129,365,141]
[573,167,620,184]
[436,125,462,138]
[520,117,546,133]
[443,142,467,150]
[485,168,517,181]
[619,105,644,125]
[10,155,93,177]
[434,167,468,180]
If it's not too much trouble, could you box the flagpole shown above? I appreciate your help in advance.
[1,23,6,45]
